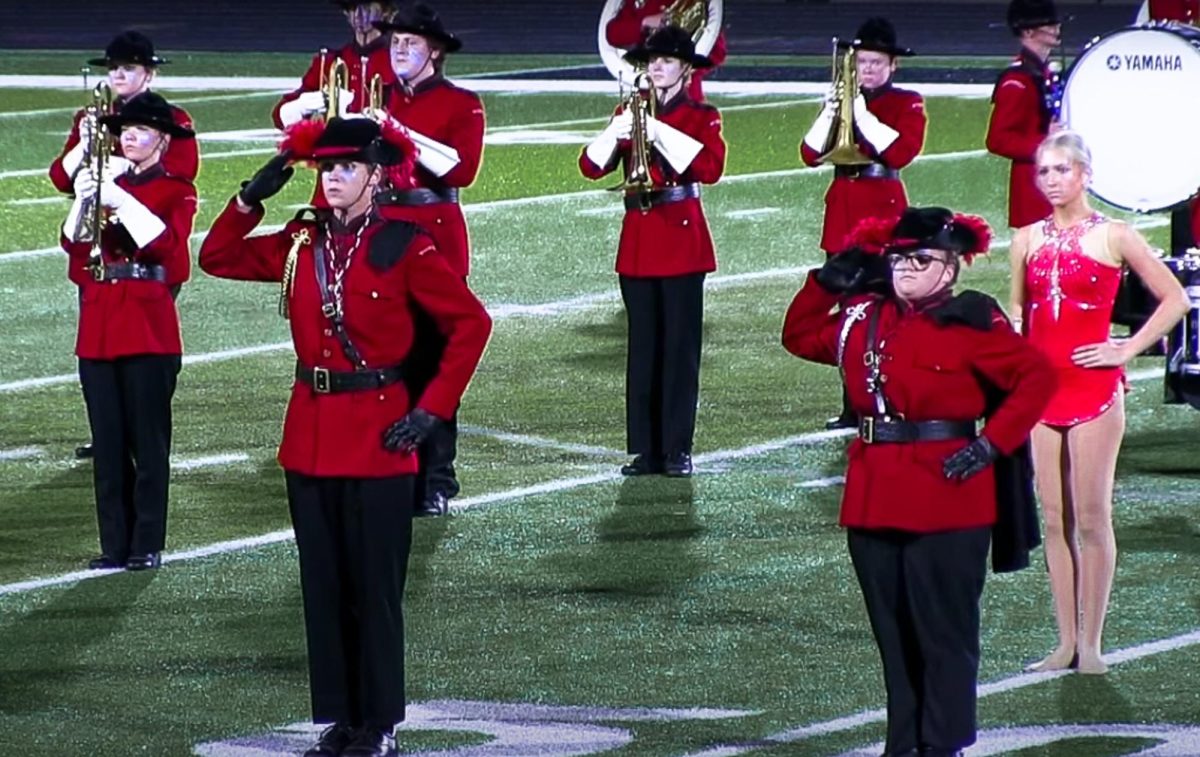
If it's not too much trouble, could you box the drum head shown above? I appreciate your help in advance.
[1063,26,1200,212]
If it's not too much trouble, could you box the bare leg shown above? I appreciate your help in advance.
[1027,423,1079,671]
[1065,393,1124,674]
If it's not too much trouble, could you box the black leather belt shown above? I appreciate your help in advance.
[623,183,701,212]
[295,362,405,394]
[377,187,459,206]
[94,262,167,283]
[834,163,900,181]
[858,417,977,445]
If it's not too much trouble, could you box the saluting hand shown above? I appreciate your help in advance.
[238,152,295,207]
[1072,339,1131,368]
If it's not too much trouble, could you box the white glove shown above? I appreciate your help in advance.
[334,88,354,119]
[62,196,88,243]
[648,116,704,173]
[61,142,87,179]
[98,178,130,211]
[585,111,631,168]
[278,90,327,127]
[79,113,97,144]
[803,95,838,153]
[105,156,132,179]
[73,168,97,198]
[407,128,461,178]
[852,94,899,152]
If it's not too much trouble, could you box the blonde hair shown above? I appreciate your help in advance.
[1036,130,1093,174]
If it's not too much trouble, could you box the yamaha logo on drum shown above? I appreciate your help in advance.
[1106,52,1185,71]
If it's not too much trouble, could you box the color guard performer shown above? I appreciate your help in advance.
[368,1,486,515]
[272,1,397,128]
[800,17,927,429]
[199,116,491,757]
[986,0,1061,229]
[580,25,726,477]
[60,92,198,572]
[783,207,1054,756]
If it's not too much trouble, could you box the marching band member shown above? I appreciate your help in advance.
[60,92,198,572]
[199,116,491,757]
[579,25,726,478]
[800,17,927,429]
[603,0,726,100]
[50,31,199,194]
[783,207,1054,757]
[368,1,485,516]
[1135,0,1199,24]
[1011,132,1187,674]
[986,0,1061,229]
[271,0,397,129]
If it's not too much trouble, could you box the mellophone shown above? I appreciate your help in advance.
[1061,20,1200,406]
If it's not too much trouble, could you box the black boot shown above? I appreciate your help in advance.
[303,723,356,757]
[620,454,661,476]
[342,727,397,757]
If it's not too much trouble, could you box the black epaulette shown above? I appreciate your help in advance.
[367,220,424,272]
[291,207,325,224]
[928,290,1002,331]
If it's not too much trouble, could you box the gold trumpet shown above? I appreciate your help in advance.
[319,53,349,122]
[77,80,116,271]
[817,38,871,166]
[611,71,657,193]
[368,73,385,112]
[662,0,709,43]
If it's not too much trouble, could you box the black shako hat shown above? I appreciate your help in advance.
[87,31,169,68]
[373,2,462,52]
[624,24,714,69]
[311,117,404,165]
[1007,0,1060,33]
[99,91,194,138]
[886,207,991,261]
[843,17,915,57]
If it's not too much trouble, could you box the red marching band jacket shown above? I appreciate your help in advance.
[61,169,197,360]
[605,0,727,101]
[800,86,927,253]
[49,104,198,193]
[1148,0,1199,22]
[271,38,395,129]
[782,273,1055,532]
[379,76,486,278]
[986,49,1055,229]
[198,200,492,478]
[578,94,726,278]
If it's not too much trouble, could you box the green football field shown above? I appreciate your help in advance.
[1,52,1198,757]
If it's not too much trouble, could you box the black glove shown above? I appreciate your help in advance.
[942,436,999,481]
[238,152,294,206]
[382,408,441,453]
[816,248,886,295]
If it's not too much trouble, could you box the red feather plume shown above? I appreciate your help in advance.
[841,215,900,254]
[380,120,418,190]
[953,213,993,263]
[279,118,326,165]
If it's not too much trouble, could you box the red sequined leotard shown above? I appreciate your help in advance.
[1024,213,1124,426]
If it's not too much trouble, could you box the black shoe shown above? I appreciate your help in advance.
[663,452,693,478]
[75,443,94,459]
[342,727,397,757]
[87,555,122,570]
[825,414,857,430]
[415,491,450,518]
[125,553,161,571]
[620,454,661,476]
[303,723,356,757]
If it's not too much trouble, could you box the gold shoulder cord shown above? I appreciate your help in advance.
[280,228,311,319]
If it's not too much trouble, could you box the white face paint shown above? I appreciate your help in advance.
[119,124,166,166]
[389,32,439,82]
[319,159,381,214]
[106,63,153,99]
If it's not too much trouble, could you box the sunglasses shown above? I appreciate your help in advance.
[886,251,945,271]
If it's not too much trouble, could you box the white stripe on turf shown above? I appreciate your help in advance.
[0,432,850,597]
[171,453,251,471]
[684,627,1200,756]
[0,446,44,461]
[459,425,624,458]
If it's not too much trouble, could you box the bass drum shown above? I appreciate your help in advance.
[1061,24,1200,213]
[1164,253,1200,408]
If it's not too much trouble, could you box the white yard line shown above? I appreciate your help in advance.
[0,431,850,598]
[0,90,280,120]
[0,446,44,461]
[459,425,624,458]
[171,452,251,471]
[685,628,1200,756]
